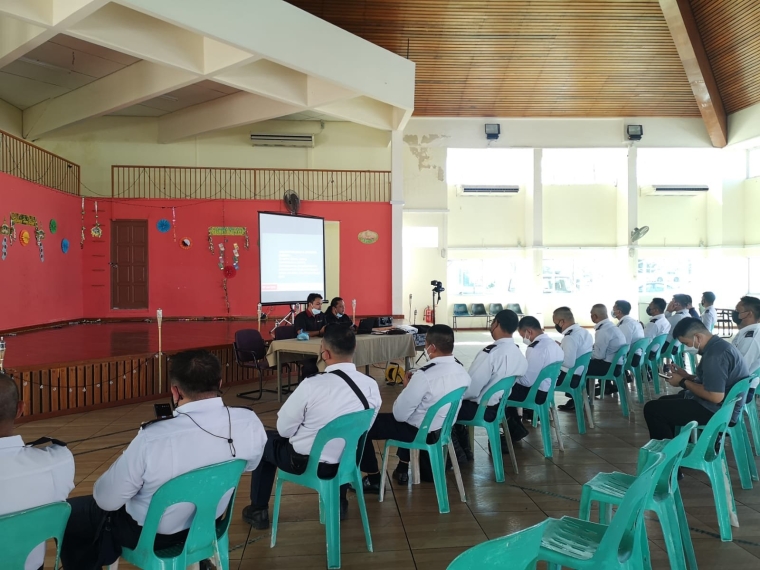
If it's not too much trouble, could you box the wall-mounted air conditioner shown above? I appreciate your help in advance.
[640,185,709,197]
[457,185,520,196]
[250,134,315,148]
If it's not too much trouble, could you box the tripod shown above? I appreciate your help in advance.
[431,290,442,325]
[270,303,299,335]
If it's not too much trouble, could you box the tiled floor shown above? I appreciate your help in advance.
[20,331,760,569]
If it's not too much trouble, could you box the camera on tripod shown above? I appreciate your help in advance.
[431,280,445,293]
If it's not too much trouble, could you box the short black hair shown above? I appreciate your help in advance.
[0,373,19,423]
[323,323,356,356]
[306,293,323,305]
[553,306,574,321]
[168,350,222,396]
[672,317,709,340]
[518,316,542,332]
[651,297,667,312]
[614,300,632,315]
[330,297,344,309]
[703,291,716,304]
[493,310,518,334]
[426,324,455,354]
[673,294,690,308]
[740,296,760,319]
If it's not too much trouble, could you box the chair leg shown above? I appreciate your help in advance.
[448,441,467,502]
[411,449,421,485]
[379,445,391,503]
[633,366,645,404]
[674,487,698,570]
[729,425,754,490]
[708,459,735,540]
[271,476,284,548]
[578,486,593,521]
[656,499,687,570]
[550,404,564,452]
[573,389,586,434]
[485,422,505,483]
[538,407,553,459]
[236,367,265,400]
[324,484,341,570]
[429,445,451,514]
[582,389,595,430]
[747,399,760,455]
[502,417,519,474]
[353,470,374,553]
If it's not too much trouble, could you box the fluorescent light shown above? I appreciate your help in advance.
[18,57,71,73]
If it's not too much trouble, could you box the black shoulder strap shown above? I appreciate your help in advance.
[331,369,370,410]
[746,330,755,338]
[564,329,573,335]
[483,343,497,353]
[454,357,463,366]
[26,436,67,447]
[529,340,539,348]
[140,416,174,430]
[420,362,436,371]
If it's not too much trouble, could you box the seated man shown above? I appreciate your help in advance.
[643,318,748,440]
[62,351,267,570]
[700,291,717,332]
[511,316,564,431]
[454,309,528,458]
[0,373,75,570]
[662,294,691,358]
[244,324,381,529]
[324,296,354,327]
[732,296,760,374]
[359,324,471,489]
[294,292,327,377]
[613,300,645,385]
[588,304,627,395]
[643,297,671,380]
[552,307,593,412]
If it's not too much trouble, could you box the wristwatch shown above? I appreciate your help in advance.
[678,378,687,390]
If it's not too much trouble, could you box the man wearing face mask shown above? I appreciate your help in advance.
[613,300,645,371]
[358,325,471,490]
[510,316,564,429]
[294,293,327,337]
[700,292,717,332]
[325,296,354,327]
[244,325,381,529]
[643,318,748,440]
[453,310,529,457]
[62,351,268,570]
[588,304,627,397]
[661,294,692,359]
[553,307,594,413]
[731,296,760,400]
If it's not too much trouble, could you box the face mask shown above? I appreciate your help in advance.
[699,303,705,311]
[684,335,701,355]
[312,308,321,315]
[732,310,743,325]
[554,323,563,334]
[645,307,652,316]
[522,336,532,346]
[335,313,343,318]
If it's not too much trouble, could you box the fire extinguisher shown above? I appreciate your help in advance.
[424,306,433,323]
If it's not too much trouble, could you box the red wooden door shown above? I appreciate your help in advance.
[111,220,148,309]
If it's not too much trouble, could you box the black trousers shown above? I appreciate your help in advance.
[588,359,622,377]
[661,342,679,358]
[250,430,340,509]
[506,383,547,419]
[643,392,715,440]
[457,399,498,423]
[61,496,188,570]
[359,413,422,473]
[557,371,584,390]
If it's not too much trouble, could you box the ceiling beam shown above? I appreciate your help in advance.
[659,0,727,148]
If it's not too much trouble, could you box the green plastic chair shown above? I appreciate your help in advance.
[447,455,665,570]
[644,333,668,396]
[743,368,760,456]
[638,383,748,542]
[506,361,564,458]
[0,501,70,570]
[625,337,652,404]
[579,422,698,570]
[586,344,631,417]
[272,409,375,570]
[457,376,518,482]
[379,387,467,514]
[556,352,593,434]
[118,459,246,570]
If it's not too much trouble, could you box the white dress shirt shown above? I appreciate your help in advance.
[701,306,717,332]
[0,436,75,570]
[644,314,670,354]
[618,315,645,355]
[665,309,691,343]
[278,362,381,462]
[94,397,267,535]
[559,324,594,374]
[519,333,565,391]
[393,355,471,430]
[732,324,760,386]
[592,319,627,363]
[466,337,528,405]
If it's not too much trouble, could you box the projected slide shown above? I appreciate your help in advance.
[259,212,325,305]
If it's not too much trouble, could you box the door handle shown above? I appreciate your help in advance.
[109,262,118,268]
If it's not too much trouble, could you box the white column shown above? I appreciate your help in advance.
[525,149,544,323]
[391,129,405,317]
[624,146,642,318]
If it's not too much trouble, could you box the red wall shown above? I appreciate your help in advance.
[0,172,84,330]
[82,198,392,320]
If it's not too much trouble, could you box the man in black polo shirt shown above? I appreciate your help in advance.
[643,317,748,440]
[294,293,327,337]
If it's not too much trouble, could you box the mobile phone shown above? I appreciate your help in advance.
[154,402,173,419]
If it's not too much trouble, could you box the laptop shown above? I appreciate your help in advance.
[356,318,375,335]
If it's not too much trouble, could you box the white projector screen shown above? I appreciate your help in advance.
[259,212,326,305]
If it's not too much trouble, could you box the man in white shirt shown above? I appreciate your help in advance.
[0,373,75,570]
[512,316,564,430]
[62,351,267,570]
[700,291,717,332]
[454,310,528,458]
[662,294,692,358]
[644,297,671,346]
[359,325,470,490]
[588,304,628,395]
[731,296,760,379]
[244,325,381,529]
[613,300,645,388]
[552,307,593,413]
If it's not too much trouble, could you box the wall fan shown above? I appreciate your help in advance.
[283,190,301,215]
[630,226,649,243]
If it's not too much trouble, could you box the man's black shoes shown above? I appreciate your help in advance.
[242,505,269,530]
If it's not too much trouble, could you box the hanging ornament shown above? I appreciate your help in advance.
[80,198,85,248]
[49,219,57,234]
[223,265,237,278]
[223,277,230,314]
[232,242,240,269]
[156,219,171,233]
[180,237,192,250]
[19,230,30,246]
[244,228,250,249]
[90,201,102,239]
[9,218,16,246]
[217,242,225,270]
[1,218,9,261]
[61,239,70,253]
[171,207,177,242]
[208,229,214,254]
[35,222,45,262]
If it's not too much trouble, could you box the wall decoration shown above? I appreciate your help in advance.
[223,265,237,279]
[358,230,378,244]
[90,201,102,239]
[80,198,85,248]
[180,237,192,249]
[208,226,249,272]
[3,214,45,261]
[11,213,37,226]
[61,239,70,253]
[232,242,240,269]
[156,219,171,233]
[217,243,225,269]
[49,219,57,234]
[172,207,177,242]
[19,230,30,246]
[1,218,9,260]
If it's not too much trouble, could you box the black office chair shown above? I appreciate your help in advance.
[470,303,490,327]
[234,329,270,401]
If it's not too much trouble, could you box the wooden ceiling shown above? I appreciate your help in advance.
[287,0,700,117]
[690,0,760,114]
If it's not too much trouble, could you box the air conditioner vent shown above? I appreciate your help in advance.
[459,185,519,195]
[250,134,315,148]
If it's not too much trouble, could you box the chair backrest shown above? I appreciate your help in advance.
[646,333,669,362]
[133,459,247,563]
[234,329,267,362]
[651,421,698,498]
[0,502,71,569]
[471,303,487,316]
[452,304,470,316]
[488,303,504,315]
[274,325,296,340]
[303,409,376,481]
[569,352,592,383]
[625,337,651,368]
[523,361,564,403]
[725,376,751,424]
[594,454,665,563]
[605,344,629,376]
[413,386,467,446]
[474,376,518,422]
[506,303,523,314]
[690,387,747,463]
[447,519,549,569]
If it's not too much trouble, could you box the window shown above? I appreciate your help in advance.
[638,148,720,186]
[447,258,523,297]
[542,148,627,185]
[402,226,438,248]
[750,148,760,179]
[637,258,696,296]
[446,148,533,186]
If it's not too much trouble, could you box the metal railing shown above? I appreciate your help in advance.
[111,166,391,202]
[0,130,80,195]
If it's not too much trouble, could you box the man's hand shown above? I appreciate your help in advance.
[403,370,414,387]
[671,364,695,381]
[667,373,683,388]
[667,300,675,312]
